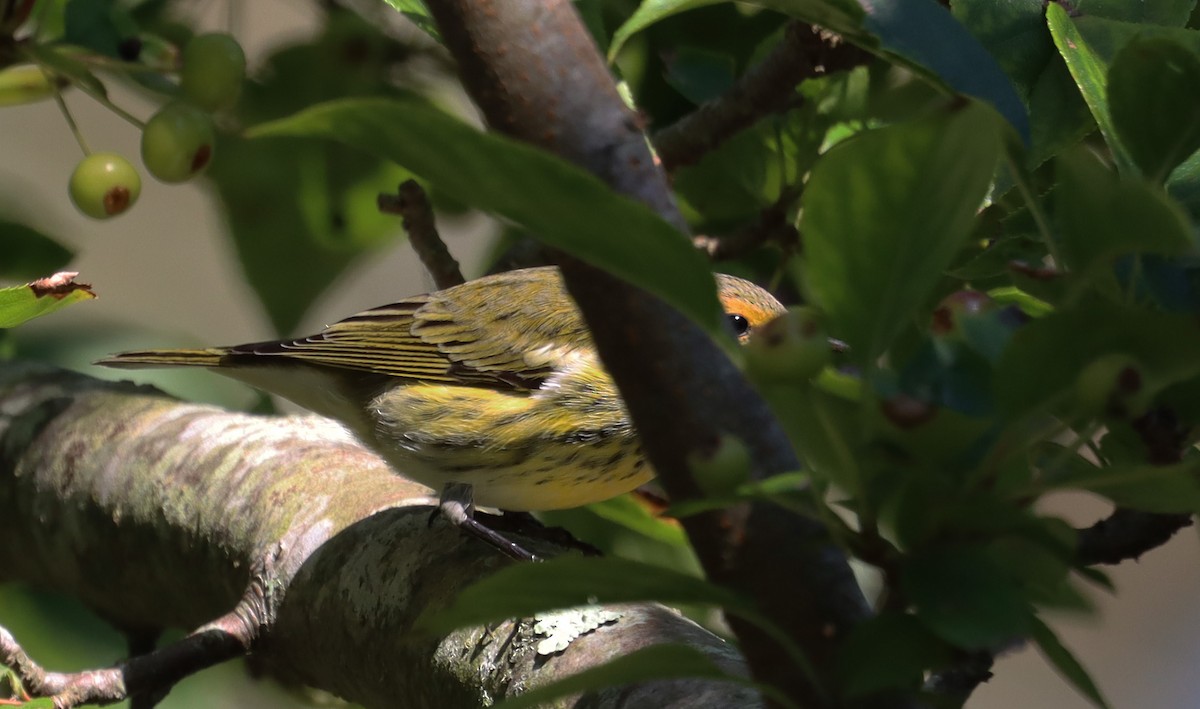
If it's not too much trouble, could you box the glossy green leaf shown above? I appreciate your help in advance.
[1074,16,1200,62]
[1108,37,1200,183]
[493,644,781,709]
[799,102,1000,360]
[249,97,723,335]
[0,275,95,328]
[1047,4,1137,174]
[952,0,1052,102]
[1077,0,1196,27]
[860,0,1030,142]
[836,612,953,697]
[380,0,439,39]
[1030,616,1111,709]
[903,547,1034,649]
[0,221,73,281]
[419,557,753,635]
[1054,147,1193,279]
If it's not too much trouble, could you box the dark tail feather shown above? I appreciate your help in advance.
[94,348,228,369]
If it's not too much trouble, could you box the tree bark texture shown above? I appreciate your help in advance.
[0,363,759,709]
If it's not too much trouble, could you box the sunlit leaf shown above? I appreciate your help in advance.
[0,273,95,328]
[419,557,752,635]
[249,97,723,336]
[799,102,1000,360]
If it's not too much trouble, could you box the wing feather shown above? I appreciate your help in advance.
[225,267,592,390]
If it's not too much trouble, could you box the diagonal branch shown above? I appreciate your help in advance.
[654,22,870,172]
[420,2,879,706]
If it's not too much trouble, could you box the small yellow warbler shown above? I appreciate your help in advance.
[97,267,784,512]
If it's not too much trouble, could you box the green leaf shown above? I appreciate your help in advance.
[859,0,1030,142]
[586,494,689,545]
[996,301,1200,414]
[0,274,95,328]
[1074,16,1200,62]
[1054,147,1193,279]
[1077,0,1196,27]
[493,644,782,709]
[63,0,131,57]
[952,0,1053,103]
[209,134,409,333]
[665,472,810,518]
[249,97,723,336]
[0,220,73,281]
[903,547,1034,649]
[836,612,953,697]
[380,0,439,40]
[1167,146,1200,219]
[612,0,1029,140]
[1051,460,1200,513]
[208,18,421,333]
[1046,3,1137,175]
[1029,616,1111,709]
[419,557,753,635]
[799,102,1000,360]
[1108,37,1200,183]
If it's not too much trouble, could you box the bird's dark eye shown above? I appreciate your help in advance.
[728,313,751,336]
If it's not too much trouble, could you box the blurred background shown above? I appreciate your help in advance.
[0,1,1197,707]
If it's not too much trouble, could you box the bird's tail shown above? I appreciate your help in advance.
[94,348,229,369]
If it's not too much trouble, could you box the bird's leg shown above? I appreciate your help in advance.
[438,483,541,562]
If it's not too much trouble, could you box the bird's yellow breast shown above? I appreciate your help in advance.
[368,357,650,510]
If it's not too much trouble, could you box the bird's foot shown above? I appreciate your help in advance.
[438,483,541,562]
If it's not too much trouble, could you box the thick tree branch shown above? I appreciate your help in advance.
[654,22,870,172]
[0,363,760,709]
[420,2,877,706]
[1077,510,1193,565]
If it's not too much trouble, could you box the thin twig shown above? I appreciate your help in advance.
[379,179,464,289]
[693,184,803,260]
[1,550,279,708]
[653,22,869,172]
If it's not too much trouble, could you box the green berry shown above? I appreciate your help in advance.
[1074,353,1147,418]
[141,102,215,183]
[931,290,994,338]
[69,152,141,219]
[180,33,246,111]
[688,434,752,498]
[744,306,832,382]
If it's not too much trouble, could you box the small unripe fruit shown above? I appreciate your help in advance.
[69,152,141,219]
[141,102,215,183]
[744,306,832,381]
[881,394,939,429]
[931,290,994,337]
[180,33,246,111]
[689,434,752,498]
[1074,353,1148,418]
